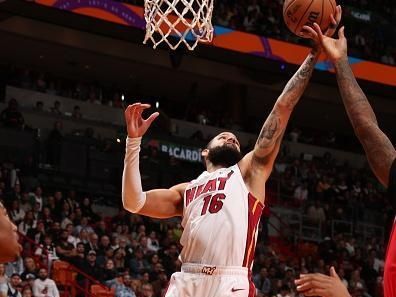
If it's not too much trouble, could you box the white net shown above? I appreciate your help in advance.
[143,0,214,50]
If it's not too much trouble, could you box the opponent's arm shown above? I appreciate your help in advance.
[306,23,396,187]
[122,103,185,218]
[334,58,395,187]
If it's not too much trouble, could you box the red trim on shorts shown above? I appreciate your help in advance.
[248,271,256,297]
[242,193,264,268]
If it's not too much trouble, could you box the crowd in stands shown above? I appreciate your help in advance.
[0,119,390,297]
[2,67,367,155]
[5,68,124,111]
[116,0,396,65]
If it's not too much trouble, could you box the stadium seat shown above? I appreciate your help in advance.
[90,284,115,297]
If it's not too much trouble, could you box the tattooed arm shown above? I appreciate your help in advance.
[334,58,395,187]
[254,47,319,167]
[239,48,320,200]
[305,23,396,187]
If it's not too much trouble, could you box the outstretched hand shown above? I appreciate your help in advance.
[124,103,159,138]
[295,267,351,297]
[302,6,347,62]
[301,5,341,39]
[324,5,342,38]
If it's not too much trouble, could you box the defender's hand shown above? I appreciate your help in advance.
[301,5,341,41]
[295,267,351,297]
[323,5,342,38]
[303,22,347,63]
[124,103,159,138]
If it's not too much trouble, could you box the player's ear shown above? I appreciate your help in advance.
[201,148,209,158]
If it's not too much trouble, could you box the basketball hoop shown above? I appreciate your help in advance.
[143,0,214,50]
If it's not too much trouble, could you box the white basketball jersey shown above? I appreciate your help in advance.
[179,164,264,269]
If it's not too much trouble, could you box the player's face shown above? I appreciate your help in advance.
[203,132,243,167]
[0,203,22,263]
[209,132,241,151]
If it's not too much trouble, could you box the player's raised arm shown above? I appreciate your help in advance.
[250,47,319,169]
[122,103,186,218]
[243,6,341,177]
[304,23,396,187]
[243,6,341,173]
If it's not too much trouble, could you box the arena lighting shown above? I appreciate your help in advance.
[116,138,121,143]
[121,94,125,101]
[155,101,159,109]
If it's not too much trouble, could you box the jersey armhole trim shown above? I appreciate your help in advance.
[235,164,265,210]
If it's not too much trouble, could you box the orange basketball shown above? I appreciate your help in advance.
[283,0,336,38]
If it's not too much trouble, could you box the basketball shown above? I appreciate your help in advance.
[283,0,337,37]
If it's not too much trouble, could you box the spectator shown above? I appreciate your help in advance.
[84,232,99,253]
[21,286,32,297]
[34,235,58,264]
[50,101,61,115]
[46,121,63,167]
[80,197,97,221]
[72,105,82,119]
[20,258,38,282]
[141,283,154,297]
[34,101,44,112]
[102,259,117,283]
[78,250,102,282]
[18,211,36,236]
[69,242,86,269]
[117,274,136,297]
[147,231,160,253]
[114,248,127,272]
[6,273,22,297]
[55,229,76,262]
[293,182,309,204]
[5,259,23,278]
[307,201,326,224]
[253,267,271,296]
[8,201,25,226]
[74,217,94,235]
[27,220,46,244]
[151,269,168,297]
[107,272,136,296]
[0,98,24,129]
[32,268,59,297]
[129,248,148,278]
[65,223,78,247]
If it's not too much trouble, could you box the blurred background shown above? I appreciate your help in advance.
[0,0,394,297]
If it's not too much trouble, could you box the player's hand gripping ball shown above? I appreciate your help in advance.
[283,0,337,38]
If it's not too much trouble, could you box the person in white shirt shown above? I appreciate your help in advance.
[32,268,59,297]
[29,187,43,212]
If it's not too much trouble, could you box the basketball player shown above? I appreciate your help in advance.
[122,9,341,296]
[295,23,396,297]
[0,202,22,263]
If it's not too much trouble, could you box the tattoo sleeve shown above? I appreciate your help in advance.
[334,58,395,187]
[254,48,320,160]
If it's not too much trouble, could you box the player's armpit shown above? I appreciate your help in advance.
[136,183,188,218]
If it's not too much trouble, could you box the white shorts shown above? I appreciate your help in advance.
[164,263,255,297]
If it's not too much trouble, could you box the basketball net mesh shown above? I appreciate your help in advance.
[143,0,214,50]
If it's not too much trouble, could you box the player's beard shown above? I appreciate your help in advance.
[206,144,242,168]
